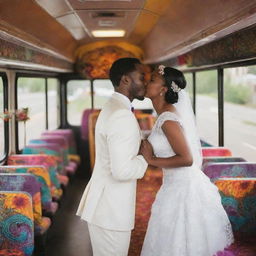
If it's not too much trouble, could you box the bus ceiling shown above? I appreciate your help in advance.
[0,0,255,71]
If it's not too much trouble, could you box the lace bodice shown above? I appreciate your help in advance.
[148,111,182,158]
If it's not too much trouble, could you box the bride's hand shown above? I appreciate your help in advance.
[140,139,154,163]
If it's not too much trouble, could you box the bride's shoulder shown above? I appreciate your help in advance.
[156,111,182,129]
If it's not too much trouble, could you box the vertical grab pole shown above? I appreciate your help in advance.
[218,68,224,146]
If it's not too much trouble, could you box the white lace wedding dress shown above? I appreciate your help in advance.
[140,112,234,256]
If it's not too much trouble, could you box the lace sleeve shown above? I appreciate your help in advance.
[156,112,182,130]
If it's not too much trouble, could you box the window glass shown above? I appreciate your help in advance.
[17,77,46,149]
[93,79,114,108]
[67,80,91,125]
[47,78,59,130]
[0,77,4,157]
[224,66,256,161]
[196,70,218,146]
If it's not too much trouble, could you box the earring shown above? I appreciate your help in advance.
[160,92,163,96]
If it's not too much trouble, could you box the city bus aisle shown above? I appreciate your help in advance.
[45,174,92,256]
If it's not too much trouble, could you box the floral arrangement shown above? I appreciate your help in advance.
[15,107,29,122]
[0,109,13,121]
[0,108,30,122]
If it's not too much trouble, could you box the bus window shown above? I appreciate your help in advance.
[224,66,256,161]
[67,80,91,125]
[17,77,46,149]
[196,70,218,146]
[0,77,4,157]
[47,78,59,130]
[93,79,114,108]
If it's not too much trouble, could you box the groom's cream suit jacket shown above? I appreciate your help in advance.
[77,92,148,231]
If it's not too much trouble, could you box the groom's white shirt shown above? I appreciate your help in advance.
[77,92,148,231]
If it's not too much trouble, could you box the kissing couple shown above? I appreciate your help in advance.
[77,58,233,256]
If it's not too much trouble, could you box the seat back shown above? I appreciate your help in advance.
[0,166,52,212]
[88,111,100,170]
[202,156,246,169]
[8,154,60,189]
[202,147,232,157]
[42,129,77,154]
[22,144,64,174]
[0,173,42,228]
[81,109,100,141]
[203,162,256,182]
[0,191,34,256]
[215,177,256,238]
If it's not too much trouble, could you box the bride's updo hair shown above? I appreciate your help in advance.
[162,67,187,104]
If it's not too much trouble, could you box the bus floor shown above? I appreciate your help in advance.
[44,173,93,256]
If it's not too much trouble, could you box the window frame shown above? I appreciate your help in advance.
[0,72,9,163]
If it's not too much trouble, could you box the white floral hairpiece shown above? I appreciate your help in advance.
[158,65,165,75]
[171,81,181,93]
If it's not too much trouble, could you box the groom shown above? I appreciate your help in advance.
[76,58,148,256]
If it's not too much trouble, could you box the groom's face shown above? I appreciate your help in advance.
[128,64,146,101]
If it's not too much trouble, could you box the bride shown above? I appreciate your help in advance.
[139,65,234,256]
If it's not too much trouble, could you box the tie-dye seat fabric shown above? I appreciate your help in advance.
[203,157,246,169]
[0,166,58,215]
[42,129,80,163]
[23,143,64,173]
[203,162,256,182]
[0,191,34,256]
[202,147,232,157]
[8,154,63,200]
[40,136,76,174]
[0,173,51,235]
[214,178,256,239]
[29,138,75,176]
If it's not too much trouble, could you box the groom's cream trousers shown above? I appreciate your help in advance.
[88,223,131,256]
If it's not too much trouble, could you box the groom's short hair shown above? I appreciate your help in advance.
[109,58,141,87]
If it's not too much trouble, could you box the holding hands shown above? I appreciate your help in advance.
[140,139,154,164]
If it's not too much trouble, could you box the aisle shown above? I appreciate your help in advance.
[45,175,92,256]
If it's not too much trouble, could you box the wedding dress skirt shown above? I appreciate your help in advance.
[141,112,233,256]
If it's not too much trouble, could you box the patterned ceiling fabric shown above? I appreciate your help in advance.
[75,41,144,79]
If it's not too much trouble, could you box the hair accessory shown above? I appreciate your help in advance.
[158,65,165,75]
[171,81,181,93]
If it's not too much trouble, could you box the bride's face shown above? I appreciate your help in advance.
[146,71,166,99]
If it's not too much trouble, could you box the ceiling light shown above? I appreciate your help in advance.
[91,30,126,37]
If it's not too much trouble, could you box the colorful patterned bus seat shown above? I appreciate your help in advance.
[8,154,63,199]
[42,129,80,160]
[0,166,57,215]
[202,157,246,169]
[202,147,232,157]
[0,173,51,235]
[29,138,75,175]
[0,191,34,256]
[215,178,256,239]
[88,111,100,170]
[203,162,256,182]
[22,144,65,175]
[40,136,77,174]
[81,109,101,141]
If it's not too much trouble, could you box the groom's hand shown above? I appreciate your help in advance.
[140,140,154,163]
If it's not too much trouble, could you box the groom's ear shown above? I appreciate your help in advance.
[120,75,131,86]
